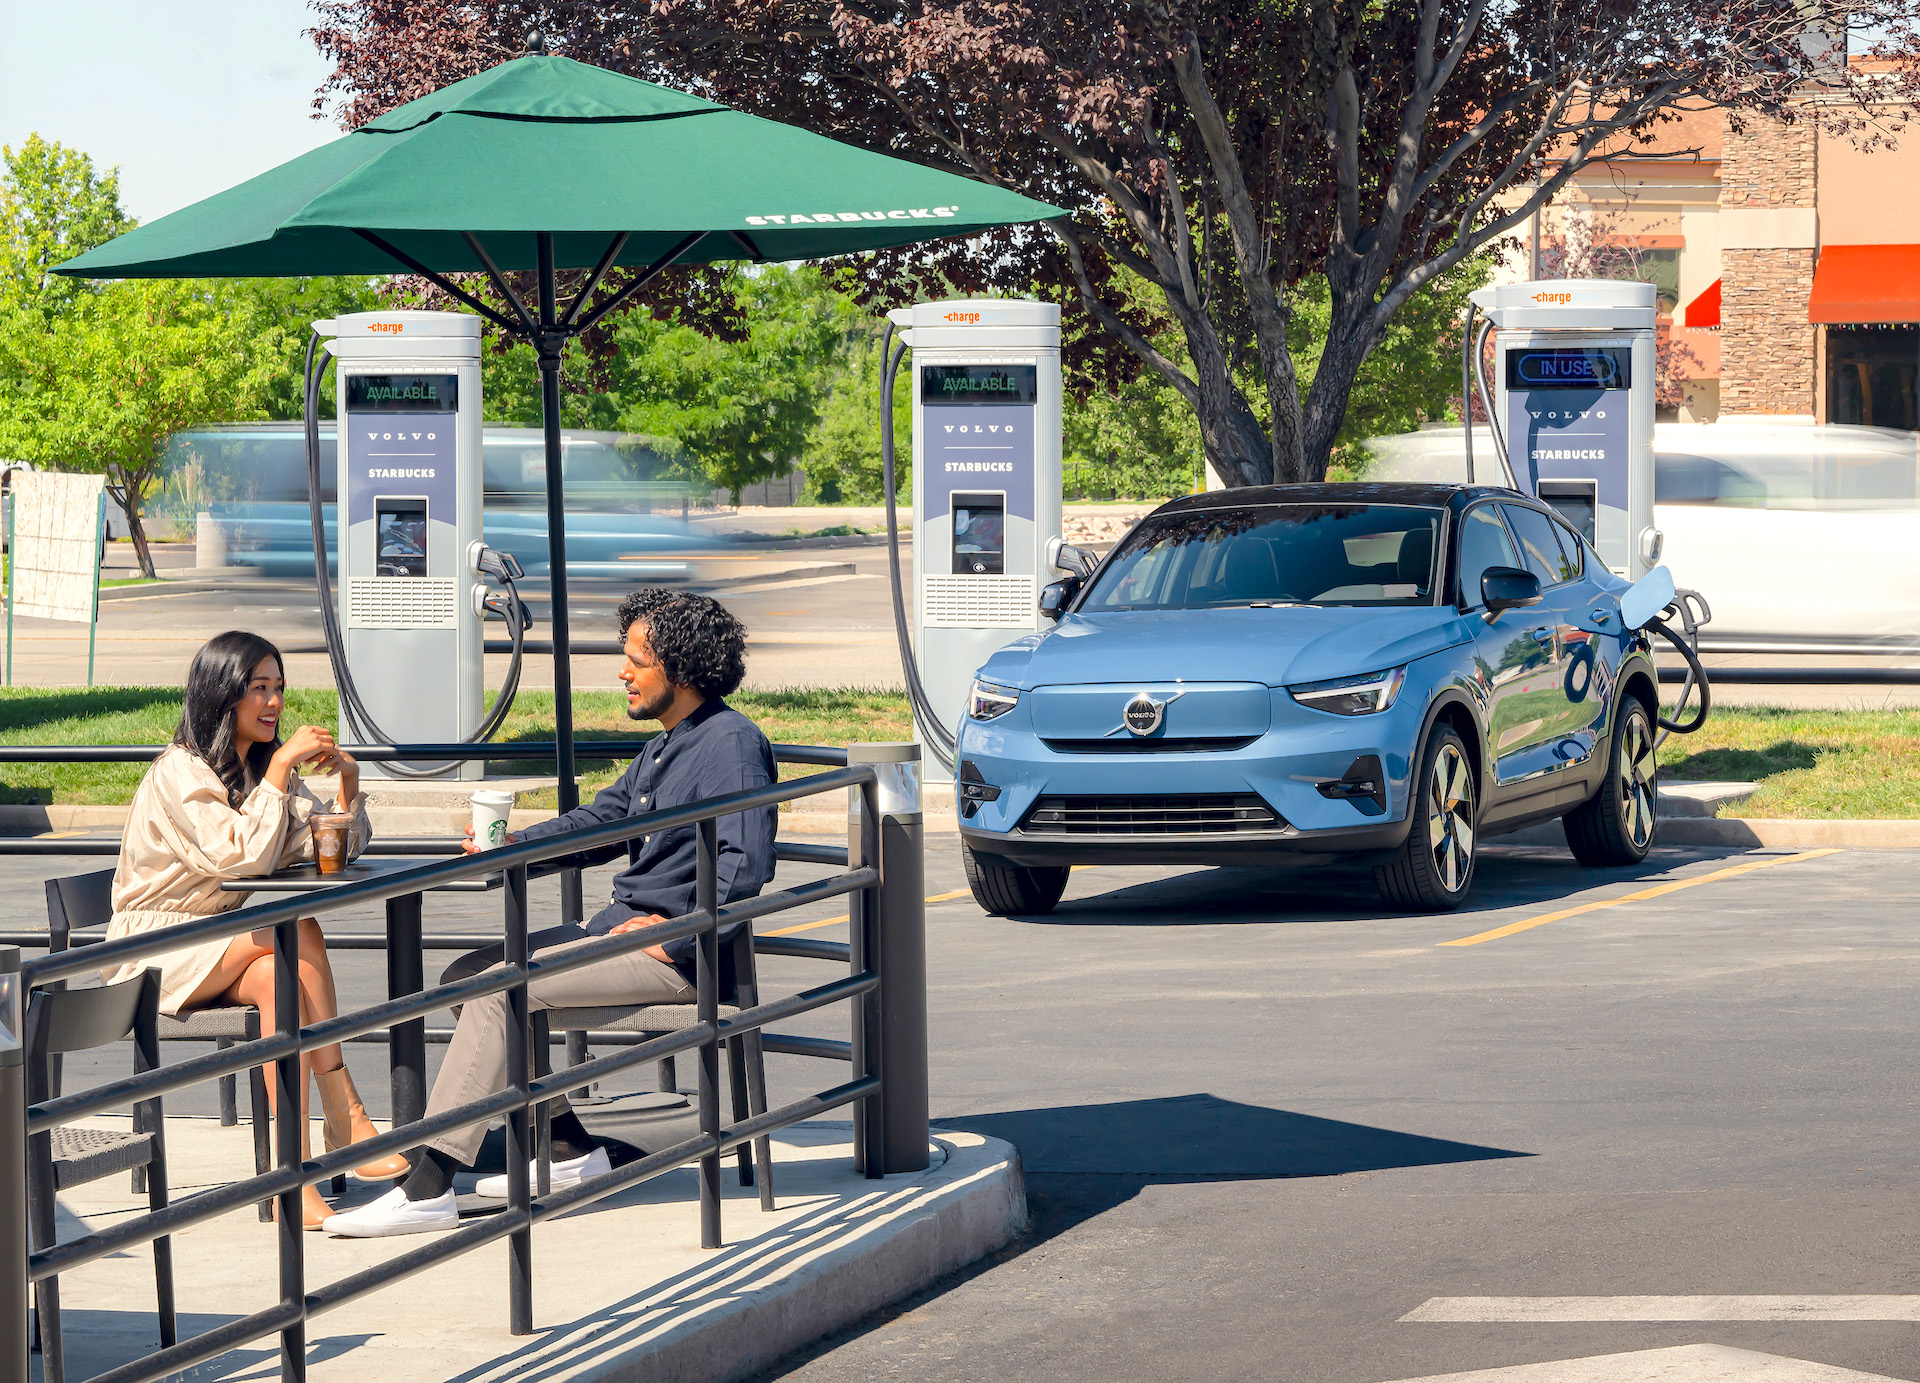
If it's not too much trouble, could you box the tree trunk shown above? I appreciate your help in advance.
[1168,304,1276,489]
[1300,303,1388,479]
[108,473,158,580]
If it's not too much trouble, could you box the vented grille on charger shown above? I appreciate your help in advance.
[922,574,1035,628]
[1020,793,1280,835]
[347,578,458,628]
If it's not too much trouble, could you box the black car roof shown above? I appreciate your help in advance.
[1151,481,1525,514]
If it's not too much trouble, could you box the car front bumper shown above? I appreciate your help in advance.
[956,685,1431,867]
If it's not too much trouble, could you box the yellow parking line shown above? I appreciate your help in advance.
[761,887,974,937]
[1438,848,1841,947]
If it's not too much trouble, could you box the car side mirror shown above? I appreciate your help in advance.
[1039,576,1081,620]
[1481,566,1542,615]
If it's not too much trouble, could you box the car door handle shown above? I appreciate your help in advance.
[1531,628,1555,644]
[1589,608,1612,625]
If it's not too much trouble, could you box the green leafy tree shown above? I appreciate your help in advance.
[0,278,278,576]
[0,135,132,322]
[804,323,914,505]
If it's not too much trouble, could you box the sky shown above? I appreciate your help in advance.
[1,0,340,224]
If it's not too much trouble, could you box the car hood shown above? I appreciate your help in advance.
[978,605,1474,690]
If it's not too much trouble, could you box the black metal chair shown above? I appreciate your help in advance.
[47,869,278,1218]
[26,968,177,1383]
[449,928,775,1204]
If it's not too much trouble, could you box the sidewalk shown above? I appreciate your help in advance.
[32,1113,1023,1383]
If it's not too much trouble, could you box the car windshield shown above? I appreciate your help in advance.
[1079,503,1442,611]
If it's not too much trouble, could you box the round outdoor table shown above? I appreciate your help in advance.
[221,859,500,1128]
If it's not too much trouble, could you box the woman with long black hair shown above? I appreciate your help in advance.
[104,630,410,1228]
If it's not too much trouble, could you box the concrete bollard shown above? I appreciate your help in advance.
[847,744,930,1175]
[1,946,26,1383]
[194,510,228,571]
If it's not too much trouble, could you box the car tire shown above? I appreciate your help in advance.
[961,839,1070,916]
[1375,724,1478,911]
[1563,696,1657,866]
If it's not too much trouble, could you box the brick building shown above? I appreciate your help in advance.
[1511,97,1920,428]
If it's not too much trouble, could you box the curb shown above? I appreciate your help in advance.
[584,1127,1026,1383]
[1502,816,1920,849]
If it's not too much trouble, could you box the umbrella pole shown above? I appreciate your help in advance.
[535,234,584,920]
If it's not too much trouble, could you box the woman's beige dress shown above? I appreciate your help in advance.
[103,745,373,1015]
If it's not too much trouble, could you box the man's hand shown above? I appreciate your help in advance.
[610,914,674,965]
[460,823,515,855]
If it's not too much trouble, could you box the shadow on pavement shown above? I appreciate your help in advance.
[751,1093,1529,1380]
[1018,846,1735,926]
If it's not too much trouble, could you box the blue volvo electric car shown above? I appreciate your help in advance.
[956,483,1664,913]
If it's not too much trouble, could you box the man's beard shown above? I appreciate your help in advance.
[625,688,671,722]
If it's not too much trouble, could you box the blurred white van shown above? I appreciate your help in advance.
[1360,421,1920,648]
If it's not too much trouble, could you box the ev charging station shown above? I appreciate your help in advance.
[885,300,1064,783]
[1467,279,1660,579]
[312,311,494,779]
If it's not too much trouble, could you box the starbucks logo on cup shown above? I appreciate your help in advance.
[487,819,507,846]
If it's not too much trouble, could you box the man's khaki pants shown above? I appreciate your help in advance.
[423,923,694,1164]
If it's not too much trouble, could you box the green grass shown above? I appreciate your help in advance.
[1656,704,1920,819]
[0,686,912,808]
[9,686,1905,820]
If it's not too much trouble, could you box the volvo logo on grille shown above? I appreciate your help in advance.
[1122,691,1180,737]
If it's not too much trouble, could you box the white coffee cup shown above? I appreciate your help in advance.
[470,789,516,850]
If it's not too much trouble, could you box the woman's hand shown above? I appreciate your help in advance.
[264,726,336,791]
[313,744,360,810]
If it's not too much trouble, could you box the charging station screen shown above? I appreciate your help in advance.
[1505,348,1630,390]
[347,375,459,413]
[951,493,1006,574]
[921,365,1037,405]
[375,499,428,577]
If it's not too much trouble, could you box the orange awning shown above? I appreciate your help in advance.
[1683,278,1720,328]
[1809,245,1920,323]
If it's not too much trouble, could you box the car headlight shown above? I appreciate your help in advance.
[1288,666,1407,716]
[967,679,1021,721]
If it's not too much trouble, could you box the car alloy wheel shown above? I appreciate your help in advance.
[1618,713,1656,850]
[1427,740,1475,893]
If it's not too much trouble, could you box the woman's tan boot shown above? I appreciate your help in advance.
[316,1065,412,1181]
[271,1119,334,1230]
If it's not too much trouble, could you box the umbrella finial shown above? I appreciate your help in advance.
[526,30,549,55]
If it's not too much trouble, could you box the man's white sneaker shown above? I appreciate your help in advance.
[322,1186,458,1237]
[474,1145,612,1199]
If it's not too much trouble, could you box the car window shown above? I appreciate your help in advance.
[1079,503,1441,610]
[1502,503,1578,586]
[1545,512,1586,579]
[1456,504,1521,608]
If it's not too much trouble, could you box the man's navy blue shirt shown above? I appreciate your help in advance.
[515,698,777,988]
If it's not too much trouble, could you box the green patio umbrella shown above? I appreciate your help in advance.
[58,47,1066,821]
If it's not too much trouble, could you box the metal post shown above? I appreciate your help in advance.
[86,493,101,690]
[847,770,882,1177]
[503,864,533,1335]
[384,893,426,1128]
[533,233,579,822]
[5,486,14,689]
[695,819,722,1248]
[0,947,26,1383]
[271,920,306,1382]
[849,744,929,1175]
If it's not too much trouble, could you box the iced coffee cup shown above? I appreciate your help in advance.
[311,813,354,875]
[470,789,515,850]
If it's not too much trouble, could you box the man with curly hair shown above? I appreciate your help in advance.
[326,589,776,1237]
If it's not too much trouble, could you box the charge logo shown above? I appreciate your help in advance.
[368,321,406,335]
[944,312,981,324]
[1530,292,1574,305]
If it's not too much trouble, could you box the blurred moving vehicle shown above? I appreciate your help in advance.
[1361,421,1920,648]
[162,423,723,578]
[958,483,1665,914]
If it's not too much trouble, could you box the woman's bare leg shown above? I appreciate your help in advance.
[227,955,332,1224]
[291,918,347,1073]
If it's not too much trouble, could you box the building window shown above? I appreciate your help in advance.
[1827,325,1919,431]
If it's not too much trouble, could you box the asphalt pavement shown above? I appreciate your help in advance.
[9,834,1917,1381]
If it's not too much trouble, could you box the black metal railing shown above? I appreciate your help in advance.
[0,749,921,1383]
